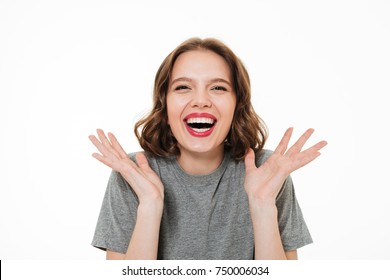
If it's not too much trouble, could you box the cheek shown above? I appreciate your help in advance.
[166,100,181,126]
[216,98,236,118]
[167,95,189,120]
[166,96,174,125]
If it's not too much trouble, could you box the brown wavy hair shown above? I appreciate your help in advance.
[134,37,268,161]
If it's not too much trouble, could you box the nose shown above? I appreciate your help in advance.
[190,89,212,108]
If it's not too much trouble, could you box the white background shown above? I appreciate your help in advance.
[1,0,389,260]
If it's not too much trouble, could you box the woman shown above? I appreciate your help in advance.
[89,37,327,260]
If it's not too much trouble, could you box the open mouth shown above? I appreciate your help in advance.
[186,117,216,132]
[184,113,217,137]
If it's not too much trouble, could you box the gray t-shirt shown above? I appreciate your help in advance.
[92,149,312,259]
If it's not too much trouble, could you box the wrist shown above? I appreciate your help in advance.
[247,193,276,206]
[138,200,164,217]
[248,196,277,214]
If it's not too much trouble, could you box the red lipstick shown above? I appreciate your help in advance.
[184,113,217,137]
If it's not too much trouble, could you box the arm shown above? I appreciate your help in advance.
[89,129,164,260]
[248,199,298,259]
[286,250,298,260]
[244,128,327,260]
[248,198,287,259]
[124,201,163,259]
[106,202,163,260]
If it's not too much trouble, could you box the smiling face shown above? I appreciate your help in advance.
[166,50,236,160]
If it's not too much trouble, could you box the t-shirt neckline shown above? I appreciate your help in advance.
[171,150,231,185]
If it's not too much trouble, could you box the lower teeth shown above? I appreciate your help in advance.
[193,128,210,132]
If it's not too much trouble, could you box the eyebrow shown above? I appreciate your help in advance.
[170,77,232,87]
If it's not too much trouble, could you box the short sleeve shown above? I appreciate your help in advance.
[276,176,313,251]
[91,170,139,254]
[256,149,313,251]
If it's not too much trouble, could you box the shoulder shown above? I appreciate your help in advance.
[127,152,139,161]
[127,151,171,162]
[127,151,161,162]
[127,151,173,176]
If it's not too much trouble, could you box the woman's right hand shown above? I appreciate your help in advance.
[88,129,164,205]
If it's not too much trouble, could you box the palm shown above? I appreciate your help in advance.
[89,129,164,202]
[244,128,327,201]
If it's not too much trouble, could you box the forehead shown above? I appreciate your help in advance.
[171,50,232,81]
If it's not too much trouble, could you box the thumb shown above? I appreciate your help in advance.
[244,148,256,172]
[135,152,153,174]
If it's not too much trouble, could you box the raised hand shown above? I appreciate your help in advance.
[244,128,327,202]
[89,129,164,204]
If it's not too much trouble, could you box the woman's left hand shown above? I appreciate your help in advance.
[244,127,327,202]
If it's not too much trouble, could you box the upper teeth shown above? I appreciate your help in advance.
[186,117,215,124]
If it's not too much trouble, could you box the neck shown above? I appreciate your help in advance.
[177,147,225,175]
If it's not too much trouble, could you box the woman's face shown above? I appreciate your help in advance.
[167,50,236,158]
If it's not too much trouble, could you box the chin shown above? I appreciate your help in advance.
[180,142,224,156]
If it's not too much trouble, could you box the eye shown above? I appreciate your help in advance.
[174,85,191,91]
[212,86,228,92]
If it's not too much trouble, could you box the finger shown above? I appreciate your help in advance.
[91,152,118,169]
[285,128,315,157]
[88,134,100,147]
[292,140,327,170]
[119,157,158,195]
[244,148,257,172]
[274,127,293,155]
[301,140,328,154]
[91,152,105,163]
[293,151,322,170]
[107,132,128,159]
[97,129,114,149]
[136,153,154,174]
[118,164,145,193]
[88,134,113,157]
[96,129,121,158]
